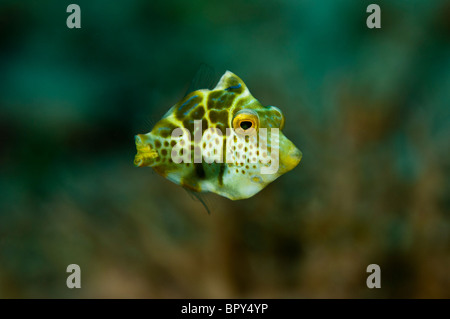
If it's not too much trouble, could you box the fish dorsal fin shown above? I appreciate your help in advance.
[214,71,249,94]
[184,63,218,97]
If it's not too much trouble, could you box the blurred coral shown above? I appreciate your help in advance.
[0,0,448,298]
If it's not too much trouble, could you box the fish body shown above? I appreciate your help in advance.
[134,71,301,200]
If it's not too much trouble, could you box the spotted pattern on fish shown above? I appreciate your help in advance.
[134,71,302,200]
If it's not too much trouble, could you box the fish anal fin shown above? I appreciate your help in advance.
[184,188,212,215]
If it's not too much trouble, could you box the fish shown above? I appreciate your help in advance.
[134,71,302,200]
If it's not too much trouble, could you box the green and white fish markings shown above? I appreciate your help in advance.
[134,71,302,200]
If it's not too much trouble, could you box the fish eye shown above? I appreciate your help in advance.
[240,121,253,130]
[232,109,259,135]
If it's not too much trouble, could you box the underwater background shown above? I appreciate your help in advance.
[0,0,449,298]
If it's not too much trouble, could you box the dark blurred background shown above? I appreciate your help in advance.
[0,0,449,298]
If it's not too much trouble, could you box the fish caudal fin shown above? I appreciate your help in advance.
[134,134,158,167]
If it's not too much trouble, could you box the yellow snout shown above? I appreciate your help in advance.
[279,138,302,174]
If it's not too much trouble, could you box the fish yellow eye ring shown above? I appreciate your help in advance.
[232,109,259,135]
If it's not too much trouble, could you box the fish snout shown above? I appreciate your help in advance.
[280,144,302,173]
[289,146,302,162]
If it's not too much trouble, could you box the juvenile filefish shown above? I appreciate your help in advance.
[134,71,302,200]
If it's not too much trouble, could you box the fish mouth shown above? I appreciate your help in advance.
[288,147,302,167]
[134,134,158,167]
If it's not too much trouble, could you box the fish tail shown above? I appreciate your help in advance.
[134,134,158,167]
